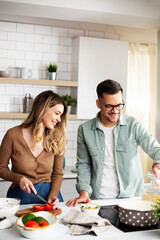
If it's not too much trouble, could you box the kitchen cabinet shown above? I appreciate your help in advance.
[0,77,78,120]
[72,37,129,119]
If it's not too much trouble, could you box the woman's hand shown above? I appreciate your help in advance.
[19,176,37,194]
[48,196,59,210]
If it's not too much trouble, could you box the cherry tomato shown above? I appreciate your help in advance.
[39,221,49,227]
[44,203,53,211]
[25,220,40,228]
[33,205,45,212]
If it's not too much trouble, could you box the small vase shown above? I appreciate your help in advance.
[67,106,72,114]
[48,72,57,80]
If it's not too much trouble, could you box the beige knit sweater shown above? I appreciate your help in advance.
[0,126,64,199]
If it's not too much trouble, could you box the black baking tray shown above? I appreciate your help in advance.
[98,205,160,233]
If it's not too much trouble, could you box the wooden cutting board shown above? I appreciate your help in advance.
[16,208,62,217]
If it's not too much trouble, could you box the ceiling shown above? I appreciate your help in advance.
[0,0,160,29]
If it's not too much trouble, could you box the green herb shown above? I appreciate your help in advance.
[47,63,58,72]
[151,197,160,220]
[61,94,77,106]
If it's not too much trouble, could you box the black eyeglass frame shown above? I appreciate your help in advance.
[99,99,125,111]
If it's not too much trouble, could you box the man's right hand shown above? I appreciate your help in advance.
[66,191,91,207]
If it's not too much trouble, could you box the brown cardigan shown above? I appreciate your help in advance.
[0,126,64,199]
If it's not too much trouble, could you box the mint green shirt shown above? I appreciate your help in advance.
[76,113,160,199]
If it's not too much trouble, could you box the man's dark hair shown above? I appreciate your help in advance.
[96,79,123,98]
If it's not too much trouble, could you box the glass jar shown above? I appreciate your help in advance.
[142,171,160,202]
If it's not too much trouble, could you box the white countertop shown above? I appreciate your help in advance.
[1,199,160,240]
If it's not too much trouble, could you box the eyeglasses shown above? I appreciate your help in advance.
[99,99,125,111]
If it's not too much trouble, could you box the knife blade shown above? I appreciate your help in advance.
[31,189,52,206]
[35,193,48,204]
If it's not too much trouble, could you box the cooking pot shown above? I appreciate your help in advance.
[114,200,158,227]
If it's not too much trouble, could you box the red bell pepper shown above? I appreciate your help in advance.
[44,203,53,211]
[33,205,45,212]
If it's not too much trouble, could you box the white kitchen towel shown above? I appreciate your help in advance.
[61,208,111,236]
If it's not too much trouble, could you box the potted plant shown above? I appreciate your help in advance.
[46,63,58,80]
[62,94,77,114]
[151,196,160,221]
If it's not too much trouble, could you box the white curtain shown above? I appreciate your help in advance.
[126,43,157,178]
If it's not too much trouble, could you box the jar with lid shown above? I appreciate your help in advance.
[142,171,160,202]
[23,93,33,113]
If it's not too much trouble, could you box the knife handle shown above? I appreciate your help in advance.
[31,188,36,194]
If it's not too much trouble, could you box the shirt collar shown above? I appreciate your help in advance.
[91,112,127,130]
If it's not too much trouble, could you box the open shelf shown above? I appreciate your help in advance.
[0,77,78,87]
[0,78,78,120]
[0,112,77,120]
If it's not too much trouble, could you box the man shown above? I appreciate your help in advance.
[67,79,160,207]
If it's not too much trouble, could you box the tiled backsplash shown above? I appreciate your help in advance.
[0,21,119,166]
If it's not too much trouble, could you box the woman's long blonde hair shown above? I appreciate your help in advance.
[21,90,67,155]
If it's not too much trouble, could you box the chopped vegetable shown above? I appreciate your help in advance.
[44,203,53,211]
[81,204,99,209]
[33,205,45,212]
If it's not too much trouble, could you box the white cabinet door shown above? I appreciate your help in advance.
[72,37,128,119]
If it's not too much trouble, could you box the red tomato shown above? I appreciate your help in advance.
[33,205,45,212]
[39,221,49,227]
[44,203,53,211]
[25,220,40,228]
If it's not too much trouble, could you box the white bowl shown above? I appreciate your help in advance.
[16,211,57,239]
[80,203,100,215]
[0,198,20,218]
[0,70,10,77]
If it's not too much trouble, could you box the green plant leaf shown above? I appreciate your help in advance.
[62,94,77,106]
[47,63,58,72]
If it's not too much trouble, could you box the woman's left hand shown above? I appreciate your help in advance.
[48,196,59,209]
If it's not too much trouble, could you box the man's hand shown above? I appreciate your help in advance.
[152,162,160,177]
[66,191,91,207]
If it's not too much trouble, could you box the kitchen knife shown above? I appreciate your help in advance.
[31,189,52,206]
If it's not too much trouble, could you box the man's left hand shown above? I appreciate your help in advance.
[152,162,160,177]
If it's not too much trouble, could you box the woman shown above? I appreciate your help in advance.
[0,90,67,208]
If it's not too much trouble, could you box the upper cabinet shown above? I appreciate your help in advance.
[72,37,129,119]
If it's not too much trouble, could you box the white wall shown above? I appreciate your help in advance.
[0,20,157,167]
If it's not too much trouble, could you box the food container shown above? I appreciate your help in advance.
[0,198,20,218]
[142,171,160,202]
[115,200,158,227]
[0,70,10,77]
[23,93,33,113]
[16,211,57,239]
[80,203,100,215]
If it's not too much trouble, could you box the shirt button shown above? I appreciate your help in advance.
[101,162,103,165]
[102,148,104,150]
